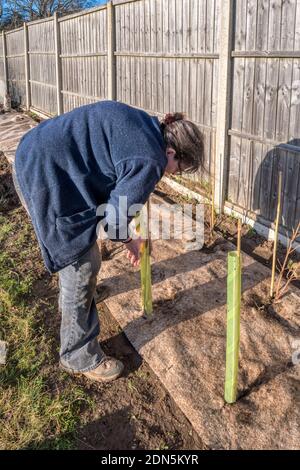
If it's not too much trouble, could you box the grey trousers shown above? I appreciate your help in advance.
[58,242,105,372]
[12,163,104,372]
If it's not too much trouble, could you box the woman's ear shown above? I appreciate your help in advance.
[166,147,176,158]
[164,147,179,175]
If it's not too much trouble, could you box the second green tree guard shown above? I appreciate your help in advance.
[224,250,241,404]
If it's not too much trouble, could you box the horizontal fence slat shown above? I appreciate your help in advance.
[60,53,107,58]
[232,50,300,58]
[229,130,300,154]
[28,51,55,55]
[29,79,56,88]
[114,51,219,59]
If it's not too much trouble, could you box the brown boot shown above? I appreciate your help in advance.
[60,356,124,383]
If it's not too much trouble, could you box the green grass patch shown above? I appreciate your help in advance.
[0,374,91,450]
[0,207,93,449]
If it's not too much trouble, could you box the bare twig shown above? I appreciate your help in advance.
[237,219,241,256]
[270,172,282,298]
[210,130,216,237]
[276,259,283,270]
[274,221,300,300]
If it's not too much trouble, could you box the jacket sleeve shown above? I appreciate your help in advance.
[102,157,165,241]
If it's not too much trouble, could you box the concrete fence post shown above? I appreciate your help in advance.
[54,12,63,115]
[214,0,234,213]
[24,22,31,111]
[107,1,116,101]
[2,31,10,110]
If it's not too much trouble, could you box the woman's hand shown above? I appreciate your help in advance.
[125,237,144,267]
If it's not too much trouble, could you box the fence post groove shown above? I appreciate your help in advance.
[2,31,9,108]
[214,0,234,213]
[107,1,116,100]
[54,12,63,115]
[24,22,31,111]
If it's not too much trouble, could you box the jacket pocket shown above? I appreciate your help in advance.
[54,207,99,265]
[55,207,98,248]
[56,207,97,228]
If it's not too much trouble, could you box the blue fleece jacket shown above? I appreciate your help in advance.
[15,101,167,273]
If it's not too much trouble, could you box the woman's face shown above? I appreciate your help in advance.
[164,147,180,175]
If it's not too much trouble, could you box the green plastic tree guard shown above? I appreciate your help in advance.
[140,238,153,316]
[224,251,241,404]
[135,204,153,316]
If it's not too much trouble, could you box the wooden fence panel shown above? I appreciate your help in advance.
[114,0,220,182]
[228,0,300,231]
[59,7,107,113]
[5,29,25,107]
[0,35,5,101]
[28,19,57,115]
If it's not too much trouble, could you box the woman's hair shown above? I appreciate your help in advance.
[160,113,204,174]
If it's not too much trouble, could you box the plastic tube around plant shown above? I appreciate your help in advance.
[140,238,153,316]
[135,202,153,316]
[224,251,241,404]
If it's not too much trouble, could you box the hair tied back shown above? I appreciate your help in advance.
[163,112,185,126]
